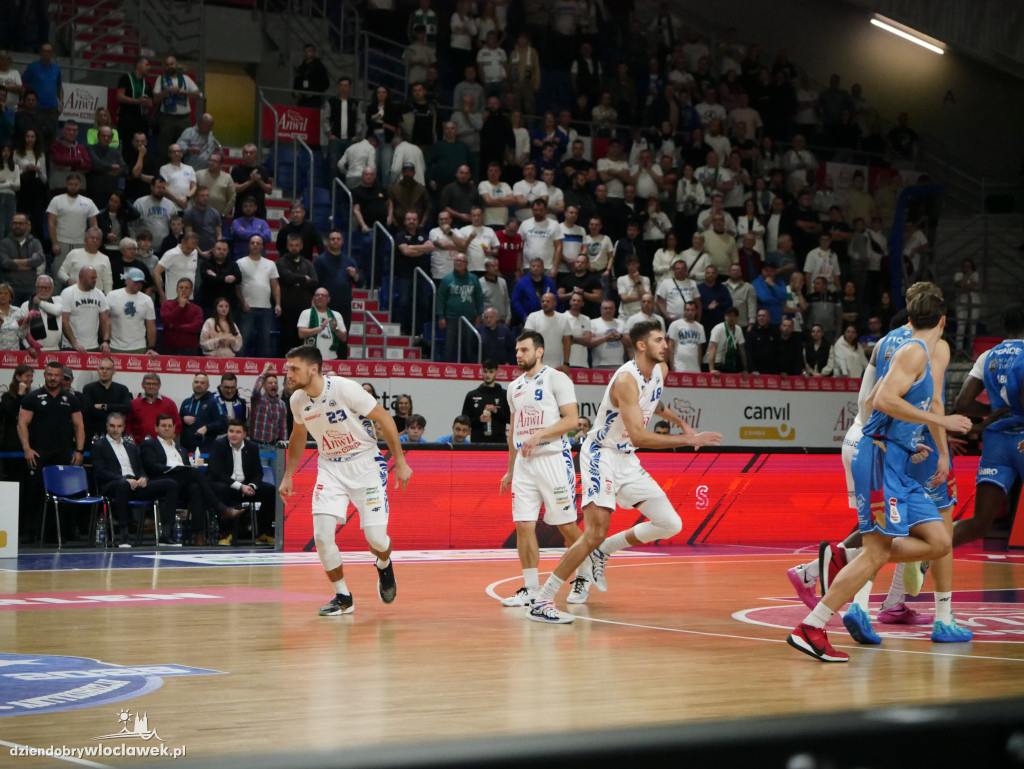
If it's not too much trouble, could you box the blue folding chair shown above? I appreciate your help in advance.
[41,465,110,548]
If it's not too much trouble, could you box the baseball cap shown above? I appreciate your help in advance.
[125,268,146,283]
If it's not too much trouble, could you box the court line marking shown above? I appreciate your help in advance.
[0,738,111,768]
[484,565,1024,664]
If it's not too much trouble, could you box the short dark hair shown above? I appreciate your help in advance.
[220,373,237,383]
[156,413,175,425]
[453,415,471,428]
[227,418,247,430]
[286,344,323,370]
[482,359,498,370]
[407,414,426,429]
[517,330,545,351]
[1002,304,1024,337]
[45,360,63,371]
[629,320,661,346]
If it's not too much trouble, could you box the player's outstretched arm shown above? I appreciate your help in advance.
[279,421,308,500]
[368,404,413,489]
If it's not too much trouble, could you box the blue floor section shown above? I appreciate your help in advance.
[1,550,276,571]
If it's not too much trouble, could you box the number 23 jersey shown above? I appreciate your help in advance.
[290,376,380,460]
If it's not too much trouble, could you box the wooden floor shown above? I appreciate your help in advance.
[2,545,1024,767]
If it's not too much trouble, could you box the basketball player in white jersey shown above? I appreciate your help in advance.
[529,320,723,624]
[279,345,413,616]
[499,330,590,606]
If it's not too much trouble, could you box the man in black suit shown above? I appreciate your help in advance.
[91,412,179,547]
[207,419,277,546]
[140,413,242,546]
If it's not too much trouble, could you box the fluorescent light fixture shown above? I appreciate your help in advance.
[870,15,945,54]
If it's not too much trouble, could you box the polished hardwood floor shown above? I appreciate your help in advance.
[1,545,1023,766]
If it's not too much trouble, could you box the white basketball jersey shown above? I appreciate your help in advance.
[290,376,380,460]
[587,361,664,453]
[507,366,577,456]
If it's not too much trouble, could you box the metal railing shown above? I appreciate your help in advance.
[457,316,482,365]
[257,91,280,185]
[292,135,315,221]
[372,221,395,313]
[361,310,387,360]
[360,31,407,96]
[331,177,354,253]
[411,266,436,361]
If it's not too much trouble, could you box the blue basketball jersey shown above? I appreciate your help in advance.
[982,340,1024,433]
[864,338,933,454]
[873,326,912,382]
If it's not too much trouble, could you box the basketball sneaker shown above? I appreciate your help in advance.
[527,599,575,624]
[787,623,850,663]
[376,562,397,604]
[500,586,537,607]
[318,593,354,616]
[877,603,932,625]
[842,603,881,644]
[902,560,929,597]
[817,542,847,596]
[588,549,609,592]
[787,564,819,609]
[931,618,973,643]
[566,577,590,604]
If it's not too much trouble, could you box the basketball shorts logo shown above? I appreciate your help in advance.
[888,497,901,524]
[314,483,324,501]
[604,478,613,496]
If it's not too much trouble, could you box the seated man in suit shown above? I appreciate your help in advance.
[91,411,180,547]
[140,413,243,545]
[207,418,277,546]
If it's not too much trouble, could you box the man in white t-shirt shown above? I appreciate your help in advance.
[56,227,113,293]
[453,205,499,274]
[707,306,748,374]
[154,231,199,302]
[596,139,630,198]
[236,234,281,358]
[512,162,548,221]
[554,204,585,275]
[428,210,460,280]
[106,267,157,353]
[656,259,700,325]
[667,300,705,372]
[297,287,348,360]
[478,161,515,227]
[520,200,563,275]
[803,233,842,291]
[46,174,99,276]
[158,145,198,210]
[523,292,570,370]
[280,345,411,616]
[60,266,111,353]
[589,299,626,368]
[563,292,592,368]
[624,293,665,356]
[132,176,178,243]
[476,31,508,96]
[583,216,613,277]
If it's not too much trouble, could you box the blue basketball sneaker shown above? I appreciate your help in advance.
[842,603,882,644]
[931,619,973,643]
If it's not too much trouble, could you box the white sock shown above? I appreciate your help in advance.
[804,559,820,581]
[376,557,390,569]
[805,602,835,629]
[332,578,349,595]
[599,530,630,556]
[523,567,539,590]
[854,579,873,612]
[935,591,952,624]
[538,574,564,602]
[881,567,905,611]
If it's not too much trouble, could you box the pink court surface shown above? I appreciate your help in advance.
[1,543,1024,765]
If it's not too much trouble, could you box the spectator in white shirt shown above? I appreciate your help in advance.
[338,132,378,189]
[56,227,113,294]
[667,300,706,373]
[60,266,111,353]
[656,258,701,325]
[158,144,197,210]
[523,291,570,370]
[803,233,842,291]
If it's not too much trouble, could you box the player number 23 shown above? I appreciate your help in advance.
[326,409,348,424]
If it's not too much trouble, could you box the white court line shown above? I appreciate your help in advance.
[484,563,1024,664]
[0,739,111,768]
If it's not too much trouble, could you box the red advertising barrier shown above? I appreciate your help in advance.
[260,103,321,144]
[280,449,981,551]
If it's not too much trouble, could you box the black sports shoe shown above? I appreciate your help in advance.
[318,593,354,616]
[376,561,397,604]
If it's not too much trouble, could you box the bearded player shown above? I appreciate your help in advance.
[279,345,412,616]
[529,321,722,624]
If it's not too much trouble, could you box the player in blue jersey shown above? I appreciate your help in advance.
[788,289,972,662]
[952,305,1024,548]
[527,320,722,624]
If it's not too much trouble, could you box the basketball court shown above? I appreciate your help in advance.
[2,543,1023,767]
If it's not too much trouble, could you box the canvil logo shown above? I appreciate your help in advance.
[739,403,795,441]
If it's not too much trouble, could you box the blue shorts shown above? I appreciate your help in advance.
[976,428,1024,493]
[851,436,943,537]
[907,433,958,510]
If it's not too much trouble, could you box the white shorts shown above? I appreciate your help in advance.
[511,450,578,526]
[580,439,665,511]
[311,451,390,528]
